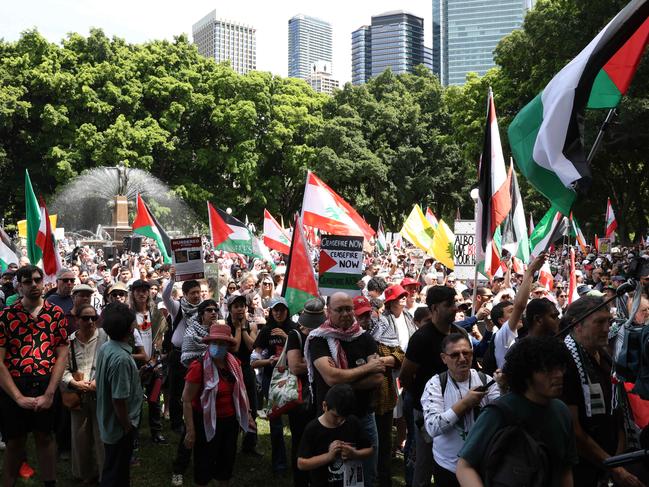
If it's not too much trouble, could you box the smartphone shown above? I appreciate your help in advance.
[474,379,496,392]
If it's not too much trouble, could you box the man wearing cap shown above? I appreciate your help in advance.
[106,282,128,305]
[129,279,167,445]
[304,292,385,487]
[69,284,95,333]
[286,298,326,487]
[46,268,76,315]
[253,296,296,474]
[0,265,69,487]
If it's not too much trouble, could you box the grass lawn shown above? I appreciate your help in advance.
[2,412,408,486]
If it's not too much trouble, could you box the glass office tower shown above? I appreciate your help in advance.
[288,14,333,80]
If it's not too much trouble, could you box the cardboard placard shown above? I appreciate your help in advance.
[171,237,204,281]
[318,235,364,297]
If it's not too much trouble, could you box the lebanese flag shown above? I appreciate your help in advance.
[605,197,618,240]
[512,256,525,275]
[509,1,649,215]
[207,203,257,257]
[568,247,579,304]
[425,208,439,229]
[393,232,403,250]
[570,212,589,253]
[263,209,291,254]
[476,89,512,277]
[538,261,554,291]
[35,200,62,283]
[282,214,320,315]
[132,195,172,263]
[301,171,375,241]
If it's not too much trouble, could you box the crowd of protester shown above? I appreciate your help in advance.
[0,234,648,487]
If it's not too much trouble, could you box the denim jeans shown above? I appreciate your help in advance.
[358,412,378,487]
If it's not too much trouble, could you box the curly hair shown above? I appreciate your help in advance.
[502,336,571,394]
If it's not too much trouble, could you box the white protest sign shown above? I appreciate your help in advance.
[453,220,487,281]
[171,237,204,281]
[318,235,364,297]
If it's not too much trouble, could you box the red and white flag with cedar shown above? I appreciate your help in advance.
[568,247,579,304]
[605,197,617,241]
[301,171,375,241]
[476,88,512,277]
[425,207,439,229]
[263,209,291,255]
[35,199,62,283]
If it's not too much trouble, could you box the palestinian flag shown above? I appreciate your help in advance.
[35,200,62,283]
[529,206,569,258]
[425,208,439,229]
[501,160,530,263]
[282,214,319,315]
[263,209,291,254]
[207,202,257,258]
[605,197,618,240]
[132,194,172,263]
[376,217,387,253]
[0,236,18,272]
[477,89,512,277]
[301,171,375,241]
[25,170,42,265]
[509,0,649,215]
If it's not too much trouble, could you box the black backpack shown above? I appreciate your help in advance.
[480,334,498,376]
[480,401,550,487]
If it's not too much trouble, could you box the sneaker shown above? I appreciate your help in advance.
[19,462,35,479]
[151,433,169,445]
[171,473,183,486]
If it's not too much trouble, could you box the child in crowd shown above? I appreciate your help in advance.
[298,384,373,487]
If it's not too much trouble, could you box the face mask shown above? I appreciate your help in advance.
[208,343,228,359]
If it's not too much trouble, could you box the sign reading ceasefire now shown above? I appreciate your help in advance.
[318,235,364,297]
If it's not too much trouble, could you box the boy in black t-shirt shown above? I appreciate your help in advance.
[298,384,373,487]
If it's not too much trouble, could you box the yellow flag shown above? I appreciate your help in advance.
[430,219,455,269]
[400,205,435,255]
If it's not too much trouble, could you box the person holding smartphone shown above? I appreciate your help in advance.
[421,334,501,486]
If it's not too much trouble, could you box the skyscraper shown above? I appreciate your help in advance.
[192,10,256,75]
[288,14,333,80]
[433,0,535,85]
[351,11,431,85]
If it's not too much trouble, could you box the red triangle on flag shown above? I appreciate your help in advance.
[319,250,337,276]
[207,202,233,247]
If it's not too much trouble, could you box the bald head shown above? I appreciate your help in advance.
[328,292,355,330]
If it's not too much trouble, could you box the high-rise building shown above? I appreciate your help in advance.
[192,10,256,75]
[307,61,340,95]
[288,14,333,80]
[351,26,372,85]
[351,11,429,85]
[433,0,534,86]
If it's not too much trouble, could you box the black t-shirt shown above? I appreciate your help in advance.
[298,415,371,487]
[254,320,296,378]
[310,333,378,417]
[404,321,468,410]
[286,328,308,379]
[561,346,617,483]
[228,319,252,366]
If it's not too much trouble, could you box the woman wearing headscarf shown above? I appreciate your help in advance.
[182,324,255,487]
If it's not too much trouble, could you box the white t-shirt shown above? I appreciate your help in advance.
[393,312,410,352]
[135,311,153,357]
[494,320,517,370]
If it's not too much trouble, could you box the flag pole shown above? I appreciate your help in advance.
[471,268,479,316]
[587,108,617,163]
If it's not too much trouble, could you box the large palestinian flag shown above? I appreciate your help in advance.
[529,206,569,258]
[132,195,172,263]
[207,202,258,257]
[509,0,649,215]
[282,214,319,315]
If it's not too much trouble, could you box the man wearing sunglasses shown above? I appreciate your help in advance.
[46,268,76,315]
[0,265,69,487]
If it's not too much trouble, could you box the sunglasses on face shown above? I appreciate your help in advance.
[80,315,98,322]
[445,350,473,360]
[22,277,43,285]
[228,286,236,291]
[59,278,75,283]
[203,308,218,313]
[111,292,127,298]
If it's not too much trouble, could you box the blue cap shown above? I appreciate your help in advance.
[268,297,289,310]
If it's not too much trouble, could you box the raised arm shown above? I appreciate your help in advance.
[508,253,547,332]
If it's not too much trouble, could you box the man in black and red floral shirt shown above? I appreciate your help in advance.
[0,265,69,487]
